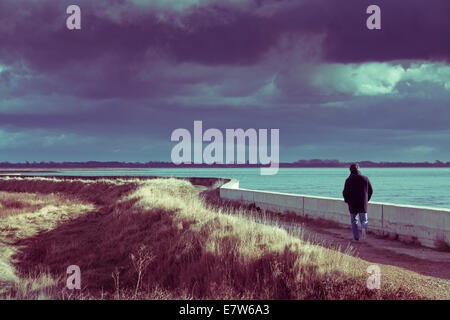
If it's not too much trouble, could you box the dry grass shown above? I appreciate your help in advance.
[0,192,94,299]
[0,177,422,299]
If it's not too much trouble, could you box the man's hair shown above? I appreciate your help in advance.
[349,163,360,173]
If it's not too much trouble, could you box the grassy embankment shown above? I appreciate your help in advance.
[0,176,422,299]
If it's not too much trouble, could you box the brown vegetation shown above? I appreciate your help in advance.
[0,177,424,299]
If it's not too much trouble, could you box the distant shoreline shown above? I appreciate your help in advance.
[1,163,450,171]
[0,170,60,174]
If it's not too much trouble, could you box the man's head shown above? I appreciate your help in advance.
[349,163,360,174]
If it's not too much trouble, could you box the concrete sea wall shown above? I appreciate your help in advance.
[219,179,450,249]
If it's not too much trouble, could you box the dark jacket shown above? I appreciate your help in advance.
[343,171,373,214]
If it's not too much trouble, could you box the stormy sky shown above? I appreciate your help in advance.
[0,0,449,163]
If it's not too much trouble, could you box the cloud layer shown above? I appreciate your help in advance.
[0,0,449,162]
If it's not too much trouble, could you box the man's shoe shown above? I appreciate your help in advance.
[352,239,359,243]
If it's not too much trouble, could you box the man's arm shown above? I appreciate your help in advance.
[343,179,349,203]
[368,179,373,201]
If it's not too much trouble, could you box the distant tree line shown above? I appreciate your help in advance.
[289,159,450,168]
[0,159,449,168]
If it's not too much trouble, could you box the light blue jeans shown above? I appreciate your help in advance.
[350,213,368,240]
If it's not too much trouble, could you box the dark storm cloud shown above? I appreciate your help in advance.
[322,0,450,63]
[0,0,449,162]
[1,0,449,102]
[0,0,319,70]
[2,0,449,72]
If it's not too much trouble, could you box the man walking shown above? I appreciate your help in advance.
[343,163,373,242]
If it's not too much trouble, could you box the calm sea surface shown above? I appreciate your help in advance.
[36,168,450,209]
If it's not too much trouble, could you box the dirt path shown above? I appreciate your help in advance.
[277,217,450,299]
